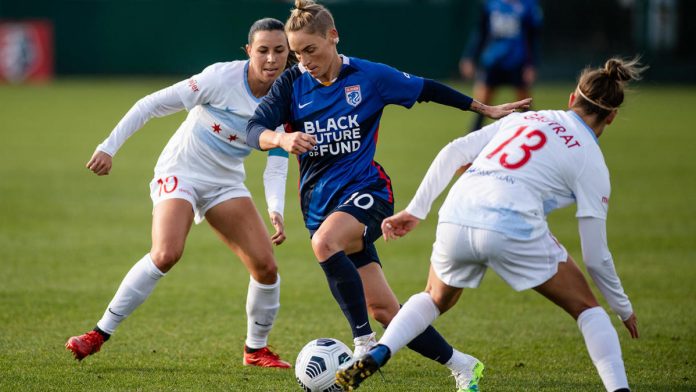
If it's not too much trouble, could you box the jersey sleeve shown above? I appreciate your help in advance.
[247,68,297,150]
[573,155,610,220]
[96,84,185,156]
[173,63,223,111]
[578,217,633,320]
[369,62,424,108]
[523,0,543,66]
[406,121,501,219]
[462,3,489,62]
[263,148,289,216]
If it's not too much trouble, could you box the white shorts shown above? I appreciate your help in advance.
[430,222,568,291]
[149,174,250,224]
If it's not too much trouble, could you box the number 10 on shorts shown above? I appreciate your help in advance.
[345,192,374,210]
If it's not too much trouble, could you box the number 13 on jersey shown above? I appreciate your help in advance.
[486,126,547,169]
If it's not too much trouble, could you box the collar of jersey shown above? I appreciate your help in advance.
[567,110,599,144]
[298,55,350,86]
[243,60,263,103]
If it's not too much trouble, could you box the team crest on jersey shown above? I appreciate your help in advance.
[345,85,361,107]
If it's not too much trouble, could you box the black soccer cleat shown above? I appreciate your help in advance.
[335,344,390,391]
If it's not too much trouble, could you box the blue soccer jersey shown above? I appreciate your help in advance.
[248,56,424,229]
[465,0,542,70]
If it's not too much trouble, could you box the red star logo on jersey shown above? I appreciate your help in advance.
[212,123,221,133]
[228,134,238,142]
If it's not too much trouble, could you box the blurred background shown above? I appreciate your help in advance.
[1,0,694,84]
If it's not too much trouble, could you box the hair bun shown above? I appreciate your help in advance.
[603,57,646,83]
[295,0,314,10]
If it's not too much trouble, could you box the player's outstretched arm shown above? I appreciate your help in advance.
[578,217,638,338]
[258,130,317,154]
[86,150,113,176]
[381,211,420,241]
[471,98,533,119]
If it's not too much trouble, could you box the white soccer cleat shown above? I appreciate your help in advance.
[352,332,378,359]
[452,358,485,392]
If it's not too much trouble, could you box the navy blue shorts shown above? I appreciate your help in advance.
[309,191,394,269]
[478,66,526,88]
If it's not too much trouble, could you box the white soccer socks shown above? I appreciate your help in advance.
[245,275,281,349]
[380,292,441,356]
[577,306,630,391]
[96,254,166,334]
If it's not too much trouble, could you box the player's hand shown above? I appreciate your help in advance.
[459,59,475,80]
[86,150,113,176]
[622,312,639,339]
[279,132,317,155]
[381,210,421,241]
[473,98,533,120]
[523,66,536,86]
[269,211,286,246]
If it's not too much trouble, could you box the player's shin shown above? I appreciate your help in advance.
[319,251,372,338]
[96,253,166,334]
[380,292,441,357]
[578,307,630,391]
[245,274,280,349]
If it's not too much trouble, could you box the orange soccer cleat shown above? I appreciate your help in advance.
[65,330,105,361]
[243,346,291,369]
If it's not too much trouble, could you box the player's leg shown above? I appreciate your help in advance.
[533,256,630,392]
[337,268,482,391]
[311,211,374,341]
[66,198,193,360]
[359,262,479,378]
[337,223,485,391]
[469,72,495,132]
[204,196,290,368]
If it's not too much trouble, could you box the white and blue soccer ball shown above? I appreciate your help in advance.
[295,338,353,392]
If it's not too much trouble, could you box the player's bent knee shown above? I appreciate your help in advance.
[368,304,397,326]
[311,234,340,261]
[149,249,183,272]
[249,257,278,284]
[427,291,457,314]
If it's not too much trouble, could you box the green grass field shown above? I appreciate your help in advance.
[1,79,695,391]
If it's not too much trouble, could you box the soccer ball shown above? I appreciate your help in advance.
[295,338,353,392]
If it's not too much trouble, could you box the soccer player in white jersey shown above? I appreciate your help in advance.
[65,18,294,368]
[337,57,645,391]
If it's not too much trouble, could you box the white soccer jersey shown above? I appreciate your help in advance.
[154,61,282,185]
[96,60,287,213]
[405,110,631,319]
[439,110,610,240]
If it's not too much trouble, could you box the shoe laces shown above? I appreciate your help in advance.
[251,346,280,359]
[353,332,377,345]
[84,331,104,346]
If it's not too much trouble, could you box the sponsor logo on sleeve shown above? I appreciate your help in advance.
[188,78,199,92]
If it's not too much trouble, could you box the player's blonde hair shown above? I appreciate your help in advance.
[574,56,647,121]
[286,0,335,37]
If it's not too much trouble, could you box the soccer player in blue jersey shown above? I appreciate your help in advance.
[459,0,542,132]
[337,57,643,392]
[247,1,530,389]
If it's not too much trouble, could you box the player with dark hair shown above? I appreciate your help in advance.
[460,0,542,132]
[65,18,294,368]
[246,0,530,389]
[338,57,645,392]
